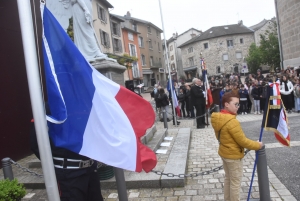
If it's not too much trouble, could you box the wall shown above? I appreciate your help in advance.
[277,0,300,68]
[181,33,254,76]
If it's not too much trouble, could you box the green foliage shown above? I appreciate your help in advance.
[67,17,74,41]
[245,22,280,73]
[107,53,138,69]
[246,43,262,73]
[0,179,26,201]
[260,32,280,68]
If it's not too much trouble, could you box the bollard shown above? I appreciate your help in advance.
[214,105,220,113]
[162,108,168,129]
[257,145,271,201]
[2,157,14,180]
[113,167,128,201]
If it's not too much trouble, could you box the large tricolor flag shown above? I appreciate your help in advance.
[201,60,213,108]
[41,4,157,172]
[167,80,181,117]
[262,80,290,146]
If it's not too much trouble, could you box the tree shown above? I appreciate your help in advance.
[246,43,262,73]
[260,32,280,69]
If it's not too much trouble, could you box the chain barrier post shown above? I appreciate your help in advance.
[163,108,168,129]
[1,158,14,180]
[256,145,271,201]
[113,168,128,201]
[214,104,220,113]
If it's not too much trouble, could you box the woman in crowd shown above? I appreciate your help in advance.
[280,75,294,113]
[184,84,194,118]
[211,91,263,201]
[251,80,261,114]
[293,78,300,113]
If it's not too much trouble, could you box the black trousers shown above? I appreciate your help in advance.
[181,101,186,117]
[195,104,205,127]
[55,162,104,201]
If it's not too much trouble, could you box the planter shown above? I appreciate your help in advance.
[97,165,115,180]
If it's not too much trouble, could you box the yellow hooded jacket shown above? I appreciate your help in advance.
[211,112,261,159]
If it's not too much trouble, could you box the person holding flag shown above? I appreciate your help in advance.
[211,91,263,201]
[190,78,206,129]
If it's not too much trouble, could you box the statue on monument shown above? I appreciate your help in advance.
[46,0,114,62]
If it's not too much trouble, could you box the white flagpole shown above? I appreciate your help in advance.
[158,0,177,125]
[16,0,60,200]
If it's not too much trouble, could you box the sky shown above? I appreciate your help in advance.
[108,0,276,40]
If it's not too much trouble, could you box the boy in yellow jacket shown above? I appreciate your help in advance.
[211,91,263,201]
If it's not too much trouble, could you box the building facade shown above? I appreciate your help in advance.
[276,0,300,68]
[250,18,277,47]
[179,22,255,76]
[163,28,201,82]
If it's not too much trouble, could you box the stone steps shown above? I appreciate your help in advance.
[21,126,191,189]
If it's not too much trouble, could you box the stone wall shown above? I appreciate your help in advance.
[181,33,255,76]
[277,0,300,68]
[254,21,276,46]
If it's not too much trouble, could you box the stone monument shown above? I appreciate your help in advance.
[46,0,126,79]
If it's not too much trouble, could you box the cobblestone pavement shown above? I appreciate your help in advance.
[9,93,300,200]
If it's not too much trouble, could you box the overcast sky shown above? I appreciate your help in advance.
[108,0,276,39]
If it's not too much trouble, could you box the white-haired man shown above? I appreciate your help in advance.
[190,78,206,129]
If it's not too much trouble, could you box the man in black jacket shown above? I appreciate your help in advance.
[190,78,206,129]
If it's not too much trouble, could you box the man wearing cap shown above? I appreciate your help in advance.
[256,69,264,81]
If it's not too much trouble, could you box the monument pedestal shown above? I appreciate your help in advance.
[90,58,126,86]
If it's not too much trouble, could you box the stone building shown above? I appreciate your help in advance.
[162,28,201,82]
[275,0,300,68]
[250,18,277,47]
[178,21,255,77]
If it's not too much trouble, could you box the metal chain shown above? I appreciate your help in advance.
[151,149,251,178]
[10,159,43,178]
[9,159,108,178]
[165,104,217,119]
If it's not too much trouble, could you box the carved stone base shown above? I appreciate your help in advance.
[90,58,126,74]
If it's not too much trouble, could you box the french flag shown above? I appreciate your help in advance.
[167,80,181,117]
[41,4,157,172]
[262,80,290,146]
[202,69,213,109]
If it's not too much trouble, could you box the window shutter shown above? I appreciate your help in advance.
[117,24,121,36]
[104,10,107,23]
[97,5,100,19]
[100,30,104,45]
[118,39,122,52]
[106,33,110,48]
[112,39,116,51]
[128,44,132,56]
[110,21,113,34]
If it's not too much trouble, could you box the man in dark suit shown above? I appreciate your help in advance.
[190,78,206,129]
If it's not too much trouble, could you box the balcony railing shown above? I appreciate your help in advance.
[150,62,162,68]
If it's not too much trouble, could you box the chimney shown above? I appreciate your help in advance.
[126,11,131,18]
[238,20,243,25]
[172,33,176,39]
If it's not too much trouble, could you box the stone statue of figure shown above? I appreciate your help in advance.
[46,0,107,61]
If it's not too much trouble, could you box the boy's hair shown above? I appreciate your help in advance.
[222,91,240,107]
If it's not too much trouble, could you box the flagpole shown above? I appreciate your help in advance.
[16,0,60,200]
[158,0,177,125]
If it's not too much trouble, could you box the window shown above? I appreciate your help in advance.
[97,5,106,23]
[216,66,221,74]
[159,58,161,64]
[100,30,110,47]
[147,26,151,33]
[132,62,139,78]
[113,38,122,52]
[150,56,154,66]
[149,39,153,49]
[188,47,193,53]
[138,36,144,47]
[171,64,176,71]
[223,54,229,61]
[128,32,133,41]
[132,24,137,31]
[141,54,146,66]
[158,43,160,51]
[111,22,120,36]
[170,45,173,51]
[236,52,242,59]
[156,30,159,37]
[129,44,136,57]
[171,55,174,60]
[204,43,209,49]
[189,57,194,66]
[240,38,244,44]
[227,40,234,47]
